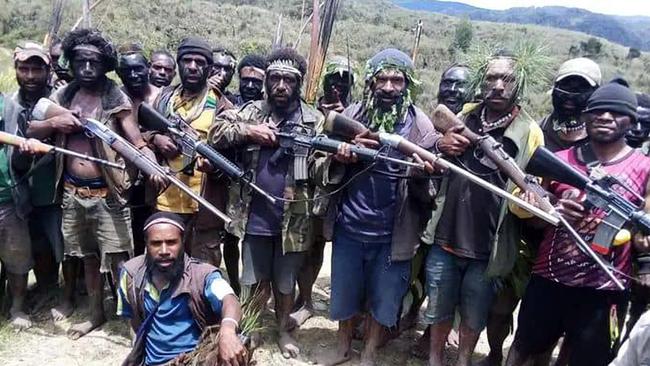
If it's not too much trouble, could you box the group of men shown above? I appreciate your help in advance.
[1,26,650,366]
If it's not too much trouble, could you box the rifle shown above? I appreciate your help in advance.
[0,131,124,170]
[431,104,555,213]
[81,118,232,224]
[528,146,650,254]
[322,111,560,226]
[138,103,277,204]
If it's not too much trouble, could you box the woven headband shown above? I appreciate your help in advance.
[143,218,185,233]
[267,59,302,76]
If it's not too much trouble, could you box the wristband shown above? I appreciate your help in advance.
[221,317,239,329]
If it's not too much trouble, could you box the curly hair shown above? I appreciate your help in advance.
[237,53,266,74]
[266,47,307,76]
[62,28,118,72]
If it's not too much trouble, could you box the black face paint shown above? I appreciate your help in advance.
[552,76,596,122]
[117,53,149,97]
[437,66,470,114]
[323,73,352,105]
[210,54,236,91]
[626,106,650,148]
[239,77,264,102]
[72,49,107,88]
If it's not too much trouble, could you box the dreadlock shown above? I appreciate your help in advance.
[62,28,118,72]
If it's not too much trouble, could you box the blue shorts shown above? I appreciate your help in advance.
[330,229,411,328]
[424,245,495,332]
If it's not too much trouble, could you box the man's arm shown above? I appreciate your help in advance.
[209,108,276,150]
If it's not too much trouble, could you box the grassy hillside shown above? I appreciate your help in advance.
[0,0,648,119]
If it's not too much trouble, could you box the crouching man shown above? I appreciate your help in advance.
[117,212,247,366]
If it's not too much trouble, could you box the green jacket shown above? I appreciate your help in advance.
[420,103,544,278]
[208,99,324,253]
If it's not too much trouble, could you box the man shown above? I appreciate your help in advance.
[208,47,237,104]
[0,92,36,329]
[117,212,246,366]
[404,63,471,348]
[151,37,235,290]
[209,47,322,358]
[49,37,72,89]
[28,28,159,339]
[149,49,176,88]
[436,64,470,115]
[11,42,62,291]
[479,57,601,366]
[539,57,601,152]
[317,56,355,114]
[506,82,650,366]
[627,92,650,150]
[422,51,544,366]
[291,55,356,327]
[116,48,161,256]
[233,53,266,106]
[316,48,438,366]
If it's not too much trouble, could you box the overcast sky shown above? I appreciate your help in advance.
[440,0,650,17]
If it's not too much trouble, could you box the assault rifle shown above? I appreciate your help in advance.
[528,146,650,254]
[138,103,277,204]
[0,131,124,170]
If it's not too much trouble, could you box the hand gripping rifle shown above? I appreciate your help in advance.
[81,118,232,224]
[138,103,277,204]
[322,111,560,226]
[0,131,125,170]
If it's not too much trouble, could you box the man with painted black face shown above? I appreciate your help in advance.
[117,212,246,366]
[210,47,323,359]
[233,53,266,106]
[27,28,159,339]
[422,52,544,366]
[437,64,470,114]
[627,93,650,150]
[315,48,439,366]
[506,82,650,366]
[317,56,355,114]
[117,50,160,107]
[149,50,176,88]
[540,57,601,152]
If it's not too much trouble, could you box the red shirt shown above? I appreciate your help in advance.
[533,147,650,290]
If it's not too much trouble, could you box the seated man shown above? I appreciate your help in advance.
[117,212,246,366]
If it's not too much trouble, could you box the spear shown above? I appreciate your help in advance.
[272,14,284,50]
[304,0,341,105]
[43,0,66,48]
[411,19,423,67]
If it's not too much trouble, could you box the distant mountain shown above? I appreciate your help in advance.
[393,0,650,51]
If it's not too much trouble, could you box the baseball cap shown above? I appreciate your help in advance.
[13,41,51,65]
[555,57,601,87]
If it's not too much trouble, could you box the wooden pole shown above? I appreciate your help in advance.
[411,19,423,67]
[82,0,91,28]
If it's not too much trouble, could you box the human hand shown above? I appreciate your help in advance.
[196,156,215,173]
[216,327,247,366]
[51,113,83,134]
[554,189,585,222]
[412,152,437,174]
[152,134,180,159]
[320,101,345,114]
[333,142,358,164]
[245,124,277,146]
[437,126,471,156]
[18,138,44,155]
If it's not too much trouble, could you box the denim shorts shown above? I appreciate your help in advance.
[424,245,495,332]
[330,229,411,328]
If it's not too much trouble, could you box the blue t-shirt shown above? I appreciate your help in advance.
[336,112,414,243]
[117,271,232,366]
[246,108,302,236]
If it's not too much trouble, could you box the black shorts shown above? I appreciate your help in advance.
[513,275,627,366]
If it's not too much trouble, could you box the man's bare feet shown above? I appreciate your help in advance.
[67,315,106,340]
[411,330,430,359]
[278,331,300,359]
[360,348,377,366]
[9,310,32,330]
[290,304,314,327]
[51,301,74,321]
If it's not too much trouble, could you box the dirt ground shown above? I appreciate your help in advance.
[0,245,506,366]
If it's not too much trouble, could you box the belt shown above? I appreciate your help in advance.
[64,181,109,198]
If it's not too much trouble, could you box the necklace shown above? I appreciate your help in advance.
[481,107,512,130]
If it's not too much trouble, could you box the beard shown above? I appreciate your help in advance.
[145,253,184,282]
[267,85,301,111]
